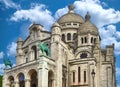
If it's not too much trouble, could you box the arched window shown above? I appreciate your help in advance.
[8,76,14,87]
[85,37,87,43]
[73,72,75,83]
[91,37,93,43]
[84,71,86,83]
[67,33,71,40]
[94,38,96,44]
[48,71,54,87]
[31,46,37,60]
[26,58,28,63]
[18,73,25,87]
[78,67,81,82]
[81,38,84,44]
[73,33,77,40]
[62,34,65,42]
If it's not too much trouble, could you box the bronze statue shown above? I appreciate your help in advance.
[4,58,13,69]
[38,42,50,57]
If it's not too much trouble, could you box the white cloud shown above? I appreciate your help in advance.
[0,52,4,59]
[99,25,120,54]
[116,67,120,77]
[0,63,16,75]
[74,0,120,28]
[10,4,55,30]
[54,6,68,20]
[0,64,5,75]
[0,0,20,9]
[7,42,17,57]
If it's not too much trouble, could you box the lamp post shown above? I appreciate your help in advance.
[91,69,95,87]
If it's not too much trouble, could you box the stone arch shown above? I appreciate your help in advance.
[73,33,77,40]
[17,73,25,87]
[81,37,84,44]
[27,69,38,87]
[31,45,37,60]
[48,70,54,87]
[62,34,65,42]
[84,37,87,43]
[91,37,93,43]
[67,33,71,40]
[8,75,14,87]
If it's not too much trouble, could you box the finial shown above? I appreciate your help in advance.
[68,4,75,13]
[85,12,91,22]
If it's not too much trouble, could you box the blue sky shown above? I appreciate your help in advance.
[0,0,120,86]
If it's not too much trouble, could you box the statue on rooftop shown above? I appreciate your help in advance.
[4,58,13,69]
[38,42,50,57]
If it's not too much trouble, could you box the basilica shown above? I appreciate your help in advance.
[3,4,116,87]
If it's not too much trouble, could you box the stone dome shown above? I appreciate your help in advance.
[57,4,84,24]
[52,22,60,27]
[78,12,99,35]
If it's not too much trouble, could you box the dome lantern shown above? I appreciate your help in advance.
[85,12,91,22]
[68,4,75,13]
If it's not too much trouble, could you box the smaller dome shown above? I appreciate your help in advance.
[78,21,98,35]
[78,12,98,35]
[52,22,60,27]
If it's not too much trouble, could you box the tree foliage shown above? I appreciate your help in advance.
[0,76,2,87]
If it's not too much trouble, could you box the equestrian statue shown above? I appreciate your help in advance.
[4,58,13,69]
[38,42,50,57]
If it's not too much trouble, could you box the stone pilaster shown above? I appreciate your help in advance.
[15,81,19,87]
[38,55,48,87]
[25,79,31,87]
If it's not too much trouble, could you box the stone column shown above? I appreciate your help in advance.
[25,79,31,87]
[38,56,48,87]
[15,81,19,87]
[6,83,10,87]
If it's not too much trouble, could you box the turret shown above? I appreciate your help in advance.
[51,22,61,42]
[106,44,114,62]
[16,37,24,65]
[17,37,23,54]
[51,22,61,59]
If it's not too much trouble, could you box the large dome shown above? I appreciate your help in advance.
[57,13,84,24]
[57,4,84,24]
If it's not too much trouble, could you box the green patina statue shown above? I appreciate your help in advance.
[38,42,50,57]
[4,58,13,69]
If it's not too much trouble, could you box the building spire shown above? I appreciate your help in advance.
[68,4,75,13]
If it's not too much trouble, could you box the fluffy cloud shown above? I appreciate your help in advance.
[99,25,120,54]
[54,6,68,20]
[0,63,16,75]
[7,42,17,57]
[116,67,120,77]
[0,52,4,59]
[0,0,20,9]
[73,0,120,28]
[0,64,5,75]
[10,4,55,30]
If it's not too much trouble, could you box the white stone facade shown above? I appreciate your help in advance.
[3,4,116,87]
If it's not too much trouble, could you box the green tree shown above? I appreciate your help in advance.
[0,75,3,87]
